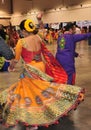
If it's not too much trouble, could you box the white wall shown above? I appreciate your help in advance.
[11,14,38,26]
[0,0,91,26]
[43,7,91,23]
[11,5,91,25]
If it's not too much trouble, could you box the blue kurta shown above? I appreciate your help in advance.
[0,37,14,71]
[56,33,91,85]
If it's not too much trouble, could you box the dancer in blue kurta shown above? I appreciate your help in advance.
[56,23,91,85]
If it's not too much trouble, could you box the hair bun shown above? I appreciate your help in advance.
[24,19,35,32]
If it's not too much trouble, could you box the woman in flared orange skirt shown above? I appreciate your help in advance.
[0,19,84,130]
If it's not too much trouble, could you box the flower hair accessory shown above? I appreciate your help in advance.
[24,19,35,32]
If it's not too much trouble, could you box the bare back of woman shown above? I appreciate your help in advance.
[24,34,42,52]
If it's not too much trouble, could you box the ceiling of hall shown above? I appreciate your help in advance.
[14,0,91,13]
[0,0,91,15]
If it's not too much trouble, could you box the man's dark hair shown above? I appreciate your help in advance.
[64,22,74,31]
[88,26,91,32]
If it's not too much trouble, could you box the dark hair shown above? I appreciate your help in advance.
[64,22,74,31]
[19,19,38,34]
[33,28,38,34]
[19,19,26,30]
[88,26,91,32]
[0,29,6,40]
